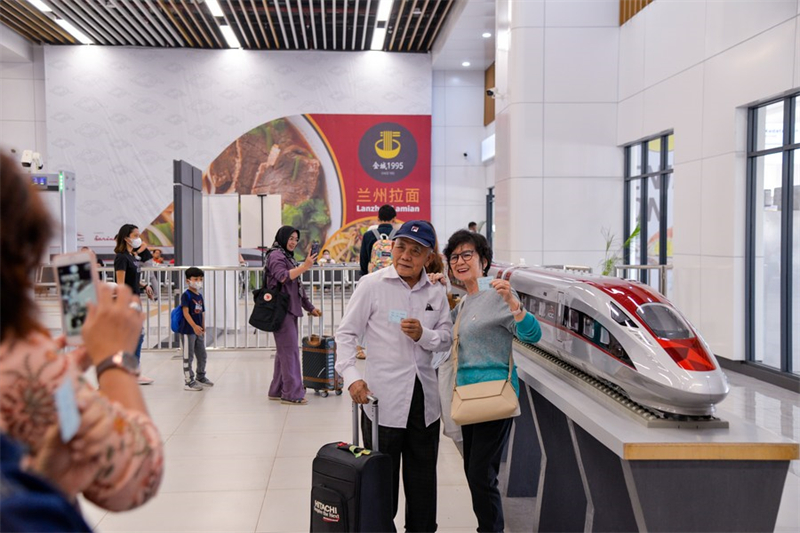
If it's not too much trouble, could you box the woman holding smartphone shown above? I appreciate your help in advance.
[114,223,155,385]
[0,153,164,511]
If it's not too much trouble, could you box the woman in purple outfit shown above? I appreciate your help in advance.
[265,226,322,405]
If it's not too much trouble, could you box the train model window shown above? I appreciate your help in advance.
[568,309,580,332]
[538,300,547,318]
[546,303,557,321]
[609,302,638,328]
[583,316,595,338]
[599,326,610,346]
[635,303,692,339]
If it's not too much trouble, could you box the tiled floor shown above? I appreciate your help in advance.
[78,348,799,533]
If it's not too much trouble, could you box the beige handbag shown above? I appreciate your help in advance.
[450,302,519,425]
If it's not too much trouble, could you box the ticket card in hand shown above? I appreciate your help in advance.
[478,277,494,291]
[388,309,408,323]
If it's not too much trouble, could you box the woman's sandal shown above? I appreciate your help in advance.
[268,396,281,401]
[281,398,308,405]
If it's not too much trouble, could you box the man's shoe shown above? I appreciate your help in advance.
[184,380,203,391]
[138,375,155,385]
[197,377,214,387]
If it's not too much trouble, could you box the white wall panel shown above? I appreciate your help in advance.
[704,0,797,58]
[618,11,646,101]
[444,86,485,127]
[795,20,800,88]
[544,0,618,27]
[543,27,619,103]
[508,27,544,104]
[432,126,445,167]
[617,93,644,145]
[542,177,622,252]
[0,119,35,150]
[432,86,445,127]
[700,152,747,258]
[543,103,621,177]
[1,78,35,121]
[443,126,485,167]
[541,251,603,270]
[431,165,446,207]
[643,64,704,164]
[702,19,796,158]
[0,61,33,80]
[446,165,487,205]
[671,160,703,257]
[507,103,544,178]
[509,0,545,29]
[699,255,745,360]
[443,70,484,87]
[643,0,706,88]
[507,177,544,253]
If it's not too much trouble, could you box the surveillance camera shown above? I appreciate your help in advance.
[21,150,33,168]
[486,87,497,98]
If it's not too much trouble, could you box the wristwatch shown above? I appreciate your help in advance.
[511,303,526,318]
[96,351,140,378]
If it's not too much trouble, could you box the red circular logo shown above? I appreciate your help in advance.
[264,293,272,302]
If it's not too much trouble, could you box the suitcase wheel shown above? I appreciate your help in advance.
[320,390,329,398]
[335,389,343,396]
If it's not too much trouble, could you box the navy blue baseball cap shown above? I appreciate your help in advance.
[393,220,436,249]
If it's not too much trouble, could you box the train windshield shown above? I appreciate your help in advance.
[635,304,693,339]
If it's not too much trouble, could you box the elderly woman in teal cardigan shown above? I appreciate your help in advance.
[443,230,541,533]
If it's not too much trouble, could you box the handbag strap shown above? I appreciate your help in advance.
[451,296,515,391]
[262,251,284,292]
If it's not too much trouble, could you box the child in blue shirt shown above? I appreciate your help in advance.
[181,267,213,391]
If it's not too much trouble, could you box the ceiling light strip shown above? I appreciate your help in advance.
[109,0,154,45]
[261,0,279,48]
[45,0,100,44]
[206,0,225,16]
[70,0,119,45]
[307,0,317,49]
[130,0,176,46]
[183,0,214,47]
[157,0,192,46]
[413,0,436,50]
[359,0,371,49]
[272,0,290,49]
[0,2,56,43]
[295,0,308,49]
[214,0,245,48]
[125,0,168,46]
[7,0,69,43]
[236,0,260,48]
[54,18,92,44]
[152,0,186,46]
[397,0,417,50]
[224,0,252,47]
[406,0,427,51]
[423,0,450,51]
[319,0,326,50]
[249,0,270,49]
[220,24,241,47]
[192,0,224,47]
[388,0,405,51]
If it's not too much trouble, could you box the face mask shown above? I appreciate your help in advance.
[129,237,142,249]
[190,281,203,290]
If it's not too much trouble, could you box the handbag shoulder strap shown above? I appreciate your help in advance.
[451,296,515,389]
[263,250,284,291]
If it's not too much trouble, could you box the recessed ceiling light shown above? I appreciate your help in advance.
[461,61,471,67]
[482,32,491,38]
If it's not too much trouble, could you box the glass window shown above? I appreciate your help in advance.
[628,179,641,265]
[647,138,662,173]
[753,153,783,369]
[583,316,595,338]
[646,175,661,267]
[793,153,799,375]
[794,96,799,144]
[628,144,642,175]
[635,303,693,339]
[755,100,784,151]
[666,134,674,170]
[599,326,610,346]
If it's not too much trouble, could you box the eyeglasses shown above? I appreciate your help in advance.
[448,250,476,265]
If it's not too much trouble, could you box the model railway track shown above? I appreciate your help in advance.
[513,340,729,429]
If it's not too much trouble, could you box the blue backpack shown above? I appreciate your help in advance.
[170,306,184,333]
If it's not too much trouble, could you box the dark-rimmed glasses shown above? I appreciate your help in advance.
[448,250,476,265]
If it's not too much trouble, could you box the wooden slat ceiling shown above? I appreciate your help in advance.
[0,0,455,51]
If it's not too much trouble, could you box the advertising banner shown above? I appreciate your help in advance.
[147,113,431,262]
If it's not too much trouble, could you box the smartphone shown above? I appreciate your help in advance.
[310,241,321,257]
[53,252,99,345]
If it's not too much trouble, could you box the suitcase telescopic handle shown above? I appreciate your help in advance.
[351,395,379,452]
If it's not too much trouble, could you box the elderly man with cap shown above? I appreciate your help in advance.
[335,220,453,532]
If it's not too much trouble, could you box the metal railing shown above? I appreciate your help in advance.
[614,264,673,296]
[37,264,363,352]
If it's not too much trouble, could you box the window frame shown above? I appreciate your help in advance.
[623,132,674,282]
[746,93,800,375]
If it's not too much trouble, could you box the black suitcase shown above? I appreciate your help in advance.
[302,335,343,397]
[310,397,394,532]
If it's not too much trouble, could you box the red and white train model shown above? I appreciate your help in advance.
[491,264,729,417]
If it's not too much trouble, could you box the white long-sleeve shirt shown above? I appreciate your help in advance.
[335,266,453,428]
